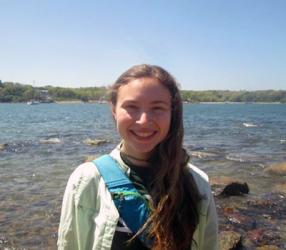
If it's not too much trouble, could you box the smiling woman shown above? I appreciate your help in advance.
[57,64,218,250]
[112,77,171,161]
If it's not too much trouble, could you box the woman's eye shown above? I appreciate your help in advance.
[125,105,138,110]
[153,106,165,111]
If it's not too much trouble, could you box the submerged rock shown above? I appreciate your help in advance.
[83,155,98,162]
[39,138,61,144]
[244,228,282,249]
[0,144,7,151]
[222,208,249,225]
[0,233,9,245]
[217,192,286,248]
[0,142,30,153]
[83,138,108,146]
[264,162,286,176]
[190,151,219,159]
[256,245,279,250]
[246,229,265,242]
[273,183,286,194]
[246,194,284,213]
[243,122,257,128]
[219,230,242,250]
[220,182,249,197]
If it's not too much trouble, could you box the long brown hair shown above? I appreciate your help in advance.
[110,64,202,250]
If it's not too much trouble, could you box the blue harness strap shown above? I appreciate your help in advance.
[92,155,151,245]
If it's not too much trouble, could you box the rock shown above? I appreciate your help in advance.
[0,142,29,153]
[219,230,242,250]
[220,182,249,197]
[247,229,265,242]
[223,209,249,225]
[83,138,108,146]
[210,176,244,196]
[0,234,9,245]
[83,155,98,162]
[246,193,286,220]
[39,138,61,144]
[264,162,286,176]
[244,228,282,248]
[256,245,279,250]
[210,176,241,187]
[0,144,7,151]
[190,151,218,159]
[273,182,286,194]
[243,122,257,128]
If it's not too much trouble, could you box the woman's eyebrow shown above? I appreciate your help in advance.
[151,100,171,106]
[122,99,170,106]
[122,99,137,104]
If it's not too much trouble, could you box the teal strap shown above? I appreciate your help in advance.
[93,154,132,188]
[92,154,151,247]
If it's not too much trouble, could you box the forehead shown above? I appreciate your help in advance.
[117,77,171,103]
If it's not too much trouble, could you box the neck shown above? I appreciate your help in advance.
[119,142,151,164]
[120,151,150,167]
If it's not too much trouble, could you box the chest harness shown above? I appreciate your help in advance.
[92,154,152,247]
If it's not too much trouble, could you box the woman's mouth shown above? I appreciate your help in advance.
[130,130,157,140]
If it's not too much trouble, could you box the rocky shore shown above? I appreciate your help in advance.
[1,139,285,249]
[212,162,286,249]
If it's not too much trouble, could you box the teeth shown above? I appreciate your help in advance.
[134,131,154,137]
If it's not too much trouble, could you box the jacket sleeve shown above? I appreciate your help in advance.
[57,164,98,250]
[57,172,78,249]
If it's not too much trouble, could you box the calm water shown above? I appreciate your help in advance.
[0,103,285,248]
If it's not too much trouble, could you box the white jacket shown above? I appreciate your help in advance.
[58,146,218,250]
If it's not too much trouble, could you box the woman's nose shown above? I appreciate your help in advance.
[137,111,150,125]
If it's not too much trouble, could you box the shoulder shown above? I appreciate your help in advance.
[187,163,209,183]
[187,163,210,192]
[66,162,102,208]
[68,149,127,194]
[68,161,100,186]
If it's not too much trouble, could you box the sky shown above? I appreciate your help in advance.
[0,0,285,90]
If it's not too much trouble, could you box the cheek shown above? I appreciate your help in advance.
[157,113,172,133]
[114,110,132,129]
[162,112,172,126]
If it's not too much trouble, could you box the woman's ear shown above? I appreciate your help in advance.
[110,102,116,121]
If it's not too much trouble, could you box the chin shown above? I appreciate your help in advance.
[132,145,155,157]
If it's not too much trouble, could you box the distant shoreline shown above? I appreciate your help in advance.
[1,82,285,103]
[54,100,284,105]
[196,101,283,104]
[0,101,284,104]
[54,100,108,104]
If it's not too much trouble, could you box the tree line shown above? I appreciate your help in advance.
[0,81,107,102]
[0,81,285,103]
[180,90,286,103]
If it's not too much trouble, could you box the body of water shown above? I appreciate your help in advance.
[0,103,285,248]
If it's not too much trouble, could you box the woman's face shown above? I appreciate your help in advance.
[112,77,172,160]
